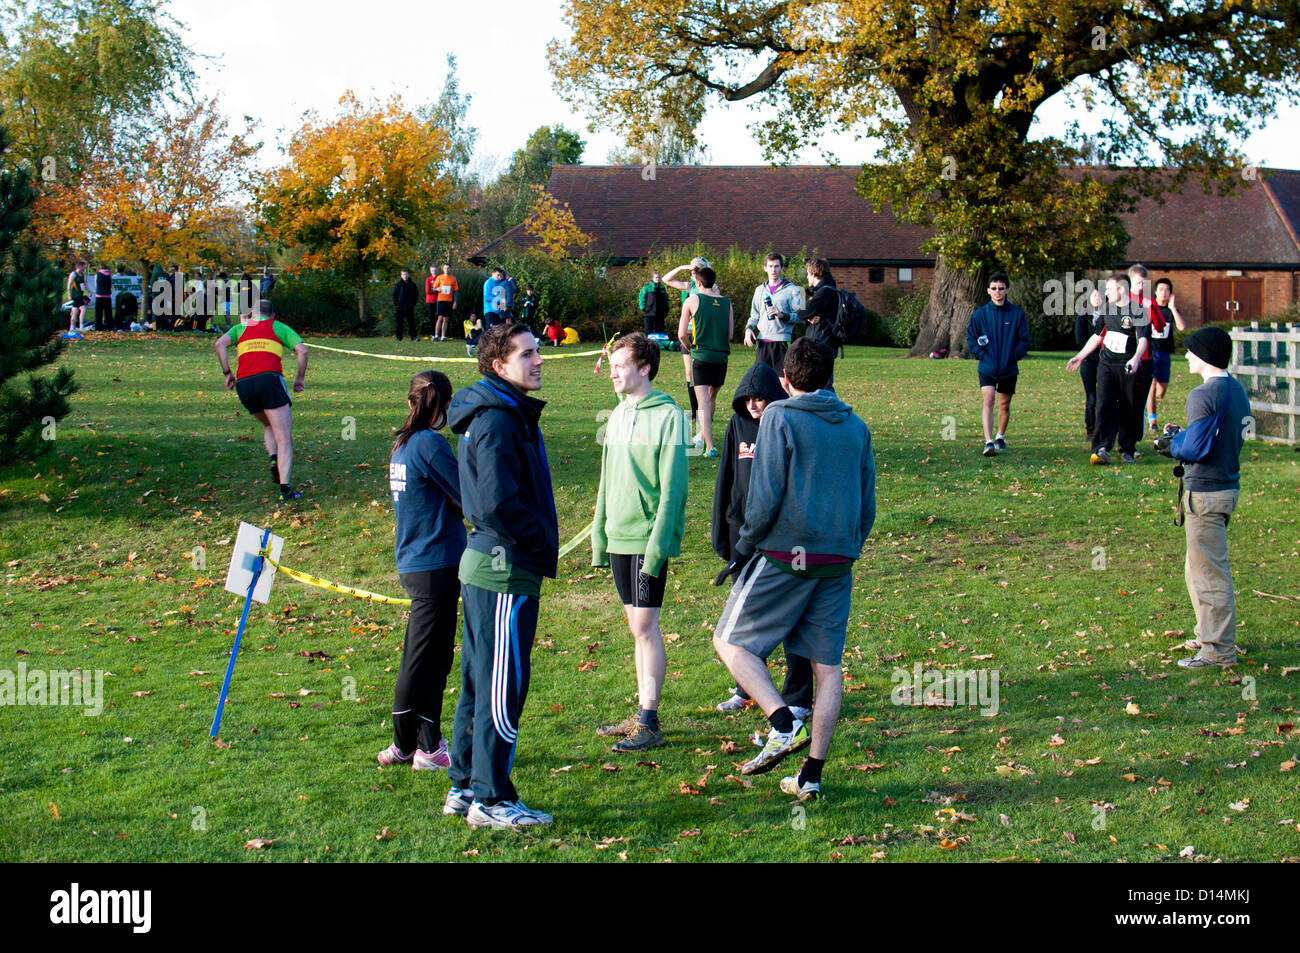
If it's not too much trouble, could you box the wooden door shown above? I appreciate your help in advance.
[1201,278,1264,325]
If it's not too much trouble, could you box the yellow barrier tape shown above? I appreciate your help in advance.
[558,524,592,558]
[308,342,605,363]
[256,525,592,606]
[259,549,412,606]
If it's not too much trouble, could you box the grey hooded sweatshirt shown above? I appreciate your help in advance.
[738,389,876,559]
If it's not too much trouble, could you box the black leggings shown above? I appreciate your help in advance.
[392,568,460,753]
[1080,360,1098,431]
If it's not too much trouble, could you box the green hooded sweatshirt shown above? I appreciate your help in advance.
[591,389,689,577]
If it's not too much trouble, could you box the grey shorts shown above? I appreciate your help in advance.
[713,555,852,666]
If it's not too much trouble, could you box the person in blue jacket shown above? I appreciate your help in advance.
[379,370,466,772]
[966,272,1030,457]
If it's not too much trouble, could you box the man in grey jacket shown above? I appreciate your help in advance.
[712,337,876,801]
[745,253,805,371]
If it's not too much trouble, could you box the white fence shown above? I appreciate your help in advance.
[1229,323,1299,445]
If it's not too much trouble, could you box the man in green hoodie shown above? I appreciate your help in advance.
[592,332,690,752]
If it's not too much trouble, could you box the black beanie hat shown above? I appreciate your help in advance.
[1186,326,1232,370]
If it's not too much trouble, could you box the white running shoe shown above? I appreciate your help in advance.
[466,799,554,829]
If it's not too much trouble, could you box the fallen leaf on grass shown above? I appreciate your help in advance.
[1048,734,1065,746]
[635,761,659,769]
[937,838,967,850]
[375,827,394,840]
[719,739,741,754]
[1281,761,1296,772]
[188,670,212,676]
[601,763,621,772]
[1229,799,1250,812]
[297,689,316,696]
[1180,845,1195,858]
[1074,757,1102,766]
[1064,832,1077,844]
[577,660,598,672]
[680,829,701,837]
[848,763,888,771]
[1125,702,1141,715]
[1278,723,1295,735]
[244,838,275,849]
[130,691,152,697]
[725,774,753,788]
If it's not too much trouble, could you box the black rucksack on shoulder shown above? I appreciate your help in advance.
[830,288,868,346]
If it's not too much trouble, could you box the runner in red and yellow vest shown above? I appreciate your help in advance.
[215,299,309,501]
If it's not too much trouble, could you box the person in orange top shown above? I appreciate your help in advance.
[428,264,458,342]
[215,299,309,501]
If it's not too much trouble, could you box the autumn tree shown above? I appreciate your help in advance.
[523,184,594,258]
[257,93,459,327]
[479,125,585,239]
[37,98,259,273]
[551,1,1300,355]
[0,0,196,238]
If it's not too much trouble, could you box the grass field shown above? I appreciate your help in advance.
[2,333,1298,863]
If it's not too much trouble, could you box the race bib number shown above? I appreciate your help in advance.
[1103,330,1130,355]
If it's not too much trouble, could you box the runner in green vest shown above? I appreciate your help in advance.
[678,265,734,458]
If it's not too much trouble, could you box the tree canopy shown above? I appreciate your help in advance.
[551,1,1300,353]
[256,92,459,326]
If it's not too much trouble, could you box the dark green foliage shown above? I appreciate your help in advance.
[878,286,926,349]
[0,119,75,462]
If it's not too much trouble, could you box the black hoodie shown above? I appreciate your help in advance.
[799,274,840,350]
[710,362,788,560]
[448,373,559,578]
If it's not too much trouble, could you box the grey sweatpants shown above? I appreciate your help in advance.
[1184,489,1239,663]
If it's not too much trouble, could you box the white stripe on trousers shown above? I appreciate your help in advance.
[491,592,519,744]
[718,556,767,644]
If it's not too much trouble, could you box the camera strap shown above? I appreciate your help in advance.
[1173,464,1186,527]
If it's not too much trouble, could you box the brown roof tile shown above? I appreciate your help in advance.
[473,165,1300,269]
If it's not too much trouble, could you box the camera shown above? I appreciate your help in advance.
[1154,422,1182,458]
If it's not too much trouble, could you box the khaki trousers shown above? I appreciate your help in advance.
[1184,489,1239,663]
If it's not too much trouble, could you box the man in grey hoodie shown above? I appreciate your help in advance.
[712,338,876,801]
[745,253,805,372]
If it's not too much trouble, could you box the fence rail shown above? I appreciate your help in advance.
[1229,322,1299,445]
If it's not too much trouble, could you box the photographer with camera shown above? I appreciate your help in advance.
[1152,327,1251,669]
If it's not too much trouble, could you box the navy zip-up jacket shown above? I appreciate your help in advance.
[448,373,559,578]
[966,301,1030,378]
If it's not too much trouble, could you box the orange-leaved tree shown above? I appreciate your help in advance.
[257,92,459,327]
[36,98,259,272]
[523,184,594,259]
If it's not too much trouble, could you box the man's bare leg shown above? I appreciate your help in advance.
[997,392,1012,440]
[980,385,996,443]
[807,661,843,759]
[713,636,783,714]
[694,383,715,452]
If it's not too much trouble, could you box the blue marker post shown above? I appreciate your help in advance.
[210,526,271,738]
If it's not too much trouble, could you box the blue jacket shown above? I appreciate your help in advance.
[448,374,559,578]
[967,301,1030,378]
[1171,374,1251,492]
[738,390,875,560]
[483,276,515,315]
[390,429,465,573]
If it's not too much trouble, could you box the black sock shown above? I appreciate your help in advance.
[280,483,292,493]
[769,706,794,734]
[637,707,658,729]
[798,757,824,786]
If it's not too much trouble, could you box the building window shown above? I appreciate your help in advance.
[868,267,884,284]
[898,267,913,283]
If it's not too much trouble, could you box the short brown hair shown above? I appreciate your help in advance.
[765,252,785,267]
[478,322,534,377]
[1108,270,1131,289]
[610,331,660,380]
[806,258,829,280]
[1127,263,1148,278]
[783,337,834,392]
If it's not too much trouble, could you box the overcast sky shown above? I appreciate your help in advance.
[172,0,1298,174]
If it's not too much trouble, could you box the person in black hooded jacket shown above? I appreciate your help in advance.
[710,360,814,716]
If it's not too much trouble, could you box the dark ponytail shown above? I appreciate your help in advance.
[392,370,453,454]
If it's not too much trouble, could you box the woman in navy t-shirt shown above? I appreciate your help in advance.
[378,370,466,771]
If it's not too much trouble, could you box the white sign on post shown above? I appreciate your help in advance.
[224,521,284,605]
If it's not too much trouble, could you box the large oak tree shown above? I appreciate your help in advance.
[550,1,1300,354]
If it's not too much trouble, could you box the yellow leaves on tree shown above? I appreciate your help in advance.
[35,98,257,267]
[257,92,459,325]
[522,185,593,259]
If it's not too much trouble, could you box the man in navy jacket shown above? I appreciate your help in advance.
[966,272,1030,457]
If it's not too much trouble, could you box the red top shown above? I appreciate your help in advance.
[231,320,302,380]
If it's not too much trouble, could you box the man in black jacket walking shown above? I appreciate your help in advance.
[445,323,560,829]
[392,268,419,341]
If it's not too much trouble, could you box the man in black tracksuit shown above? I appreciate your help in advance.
[392,268,420,341]
[1068,271,1151,464]
[445,323,559,829]
[798,258,841,384]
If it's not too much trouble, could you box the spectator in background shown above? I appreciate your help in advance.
[520,285,539,336]
[1146,276,1187,433]
[259,268,276,299]
[798,258,841,385]
[483,267,514,329]
[639,271,670,336]
[392,268,420,341]
[429,264,458,342]
[94,263,114,332]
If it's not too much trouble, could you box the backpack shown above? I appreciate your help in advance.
[829,288,868,346]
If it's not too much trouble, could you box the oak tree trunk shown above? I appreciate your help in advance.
[909,256,988,358]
